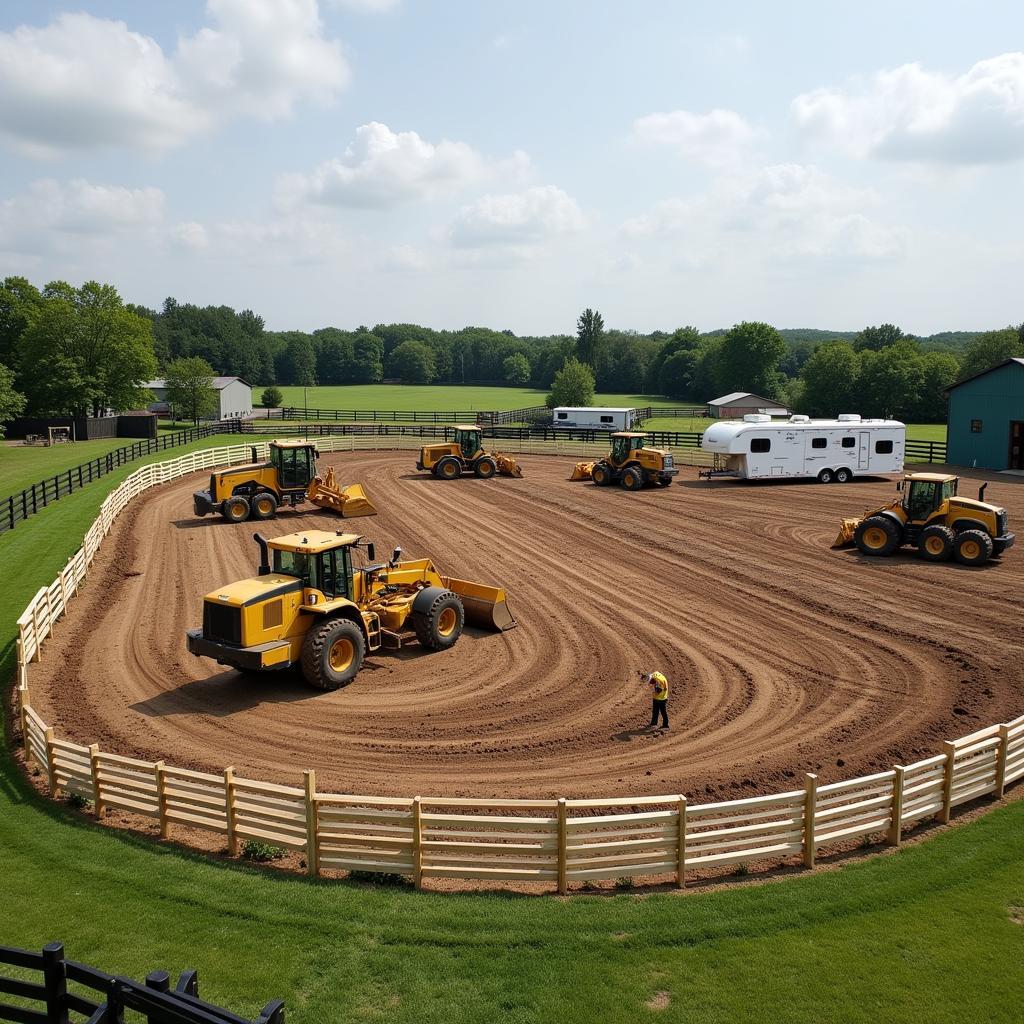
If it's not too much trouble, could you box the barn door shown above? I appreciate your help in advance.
[857,431,870,469]
[1010,422,1024,470]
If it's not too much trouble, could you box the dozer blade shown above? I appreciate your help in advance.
[307,468,378,518]
[570,461,595,481]
[495,453,524,478]
[443,576,517,632]
[833,518,861,549]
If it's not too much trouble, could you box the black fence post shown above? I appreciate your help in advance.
[174,969,199,998]
[42,942,68,1024]
[257,999,286,1024]
[145,970,170,1024]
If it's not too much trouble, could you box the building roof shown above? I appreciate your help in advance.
[144,376,251,390]
[708,392,780,406]
[944,357,1024,393]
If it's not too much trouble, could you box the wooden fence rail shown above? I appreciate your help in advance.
[12,438,1017,891]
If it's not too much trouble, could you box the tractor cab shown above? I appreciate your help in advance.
[451,425,482,460]
[900,473,958,523]
[269,440,318,490]
[610,432,646,465]
[263,531,361,601]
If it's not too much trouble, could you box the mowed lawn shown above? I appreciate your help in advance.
[0,445,1022,1023]
[1,438,129,496]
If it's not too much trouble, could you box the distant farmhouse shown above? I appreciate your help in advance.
[144,377,253,420]
[706,392,791,419]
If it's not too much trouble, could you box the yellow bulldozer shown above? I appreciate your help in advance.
[186,530,516,689]
[416,425,523,480]
[193,439,376,523]
[833,471,1014,566]
[571,432,678,490]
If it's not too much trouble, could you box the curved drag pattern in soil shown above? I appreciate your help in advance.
[31,453,1024,800]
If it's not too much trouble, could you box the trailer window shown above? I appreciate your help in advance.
[841,437,856,448]
[750,438,771,453]
[600,415,613,423]
[875,440,894,454]
[557,412,568,420]
[811,437,827,449]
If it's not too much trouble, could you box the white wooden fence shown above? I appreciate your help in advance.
[13,439,1024,890]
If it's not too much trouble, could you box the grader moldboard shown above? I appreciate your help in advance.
[416,425,523,480]
[193,440,376,523]
[833,471,1015,566]
[186,530,516,689]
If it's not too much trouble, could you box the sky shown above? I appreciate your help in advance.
[1,1,1023,335]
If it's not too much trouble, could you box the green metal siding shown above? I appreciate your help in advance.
[947,362,1024,470]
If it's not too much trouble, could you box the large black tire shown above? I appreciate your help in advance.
[817,468,835,484]
[412,589,464,651]
[436,457,462,480]
[301,618,365,690]
[591,463,612,486]
[854,515,902,556]
[954,529,993,566]
[621,466,644,491]
[474,457,497,479]
[222,495,250,523]
[835,467,853,483]
[250,492,278,520]
[918,524,955,562]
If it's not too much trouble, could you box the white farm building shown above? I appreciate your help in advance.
[144,376,253,420]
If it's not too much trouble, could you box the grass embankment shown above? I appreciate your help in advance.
[1,442,1021,1022]
[0,439,130,496]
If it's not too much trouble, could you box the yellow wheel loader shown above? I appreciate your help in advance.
[193,439,376,523]
[570,432,677,490]
[416,425,523,480]
[833,472,1014,566]
[186,530,516,690]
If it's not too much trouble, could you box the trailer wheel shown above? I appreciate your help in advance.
[854,516,901,556]
[413,589,464,651]
[817,468,835,484]
[835,468,853,483]
[621,467,644,491]
[591,463,612,486]
[918,525,955,562]
[437,457,462,480]
[954,529,993,566]
[250,492,278,520]
[474,457,497,479]
[301,618,365,690]
[222,496,250,523]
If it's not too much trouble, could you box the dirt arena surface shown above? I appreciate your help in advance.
[29,452,1024,801]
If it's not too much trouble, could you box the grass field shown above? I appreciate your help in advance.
[1,440,1022,1022]
[0,438,130,496]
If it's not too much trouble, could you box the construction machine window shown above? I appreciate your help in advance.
[841,437,856,448]
[750,438,771,453]
[278,447,313,488]
[273,549,317,587]
[811,437,827,449]
[455,429,479,459]
[875,440,894,454]
[611,436,632,462]
[906,481,939,520]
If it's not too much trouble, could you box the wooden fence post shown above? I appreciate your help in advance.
[41,941,68,1024]
[155,761,168,838]
[89,744,102,818]
[412,796,423,890]
[995,725,1010,799]
[940,741,956,823]
[888,766,905,847]
[304,769,318,878]
[803,773,817,868]
[224,766,238,856]
[676,796,687,889]
[44,727,58,796]
[557,797,568,894]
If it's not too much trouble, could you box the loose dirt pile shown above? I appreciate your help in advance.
[30,453,1024,800]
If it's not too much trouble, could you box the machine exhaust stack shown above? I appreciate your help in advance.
[979,482,988,502]
[254,532,271,575]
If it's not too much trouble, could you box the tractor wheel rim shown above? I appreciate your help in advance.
[437,608,457,637]
[329,637,354,671]
[864,527,887,549]
[257,498,273,514]
[926,536,945,554]
[962,540,980,559]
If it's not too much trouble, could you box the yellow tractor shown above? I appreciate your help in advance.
[571,432,678,490]
[416,425,523,480]
[193,439,376,523]
[186,530,516,689]
[833,472,1014,566]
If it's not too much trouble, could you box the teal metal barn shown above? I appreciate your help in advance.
[946,358,1024,470]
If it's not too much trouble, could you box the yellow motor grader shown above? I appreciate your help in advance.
[416,425,523,480]
[186,530,516,689]
[571,432,678,491]
[833,472,1014,566]
[193,439,376,523]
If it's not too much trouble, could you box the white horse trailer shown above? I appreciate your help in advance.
[552,406,635,431]
[700,414,905,483]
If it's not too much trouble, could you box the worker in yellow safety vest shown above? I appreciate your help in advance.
[640,670,669,730]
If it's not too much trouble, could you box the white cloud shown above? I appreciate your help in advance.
[279,122,531,208]
[380,244,428,271]
[171,222,210,250]
[792,52,1024,164]
[447,185,586,247]
[631,108,759,167]
[327,0,399,11]
[0,1,348,156]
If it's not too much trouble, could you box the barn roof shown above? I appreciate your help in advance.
[145,376,252,390]
[944,357,1024,393]
[708,392,778,406]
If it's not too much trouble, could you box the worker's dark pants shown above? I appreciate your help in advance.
[649,699,669,728]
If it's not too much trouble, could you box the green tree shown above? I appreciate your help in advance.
[284,334,317,386]
[854,323,907,351]
[164,356,218,423]
[956,327,1023,381]
[351,330,384,383]
[0,276,43,368]
[659,349,701,400]
[389,340,436,384]
[715,322,786,398]
[648,326,702,392]
[0,361,26,436]
[575,308,605,367]
[799,341,861,416]
[546,356,595,408]
[503,353,531,385]
[260,386,283,409]
[856,341,926,419]
[908,351,959,423]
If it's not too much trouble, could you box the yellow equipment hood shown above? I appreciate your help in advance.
[203,573,302,608]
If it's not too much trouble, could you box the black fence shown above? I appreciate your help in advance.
[0,422,247,535]
[904,438,948,463]
[274,407,483,423]
[0,942,283,1024]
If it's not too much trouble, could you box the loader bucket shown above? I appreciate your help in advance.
[832,518,861,549]
[495,453,524,478]
[570,461,595,481]
[444,576,517,632]
[307,468,378,518]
